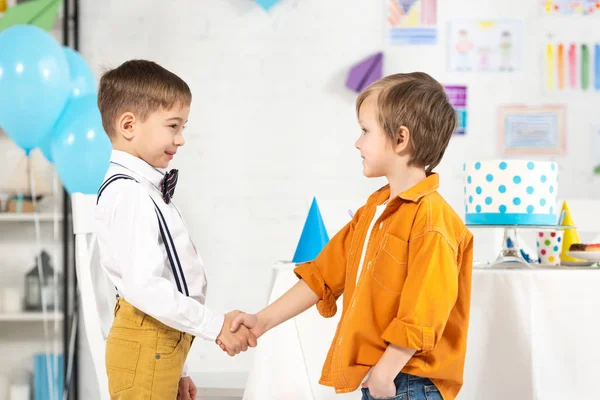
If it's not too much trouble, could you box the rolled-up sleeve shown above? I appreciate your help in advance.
[294,206,364,318]
[381,230,459,351]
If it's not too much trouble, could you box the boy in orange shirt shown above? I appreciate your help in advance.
[228,72,473,400]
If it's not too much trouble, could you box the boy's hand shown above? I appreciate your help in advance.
[361,368,396,399]
[216,311,258,356]
[177,376,197,400]
[230,312,267,338]
[217,312,267,353]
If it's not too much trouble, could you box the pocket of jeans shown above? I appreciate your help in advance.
[366,390,408,400]
[424,384,443,400]
[371,233,408,294]
[156,330,183,359]
[105,337,140,394]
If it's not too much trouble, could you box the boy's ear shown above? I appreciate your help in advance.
[393,126,411,155]
[117,112,136,140]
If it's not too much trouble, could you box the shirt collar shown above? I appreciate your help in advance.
[371,173,440,205]
[110,150,165,188]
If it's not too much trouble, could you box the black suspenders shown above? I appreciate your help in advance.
[96,175,189,296]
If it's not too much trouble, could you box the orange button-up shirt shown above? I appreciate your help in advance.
[294,174,473,399]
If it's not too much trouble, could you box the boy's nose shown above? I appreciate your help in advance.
[175,134,185,146]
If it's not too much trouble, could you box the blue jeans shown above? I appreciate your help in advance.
[360,372,443,400]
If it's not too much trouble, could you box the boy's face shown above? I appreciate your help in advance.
[133,104,190,169]
[355,95,397,178]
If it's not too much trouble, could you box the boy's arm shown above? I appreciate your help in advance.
[365,229,470,395]
[381,228,469,353]
[293,205,365,318]
[230,280,318,338]
[101,184,253,352]
[229,206,365,337]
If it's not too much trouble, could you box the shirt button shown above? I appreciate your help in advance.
[367,261,372,269]
[379,222,383,229]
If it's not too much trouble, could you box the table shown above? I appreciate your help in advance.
[243,263,600,400]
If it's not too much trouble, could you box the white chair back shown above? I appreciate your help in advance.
[72,193,115,400]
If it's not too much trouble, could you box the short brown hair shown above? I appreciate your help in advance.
[98,60,192,137]
[356,72,457,174]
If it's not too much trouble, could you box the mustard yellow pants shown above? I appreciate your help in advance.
[105,298,194,399]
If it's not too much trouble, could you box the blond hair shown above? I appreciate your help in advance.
[98,60,192,137]
[356,72,457,174]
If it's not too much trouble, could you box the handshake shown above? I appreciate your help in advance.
[215,310,263,356]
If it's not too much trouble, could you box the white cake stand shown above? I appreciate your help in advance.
[466,224,573,268]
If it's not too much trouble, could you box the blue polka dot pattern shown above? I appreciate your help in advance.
[558,236,561,242]
[513,176,522,184]
[467,176,472,184]
[527,186,534,194]
[476,205,482,213]
[549,185,554,194]
[553,246,559,251]
[499,162,507,170]
[476,186,482,194]
[463,163,466,171]
[469,196,473,204]
[551,163,556,171]
[513,198,521,205]
[541,175,547,183]
[499,205,507,213]
[527,162,535,170]
[485,197,493,205]
[475,162,481,170]
[527,205,534,213]
[540,199,547,206]
[486,174,494,182]
[499,185,506,193]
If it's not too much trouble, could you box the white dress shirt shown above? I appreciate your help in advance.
[95,151,225,375]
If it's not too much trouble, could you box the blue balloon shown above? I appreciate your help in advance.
[39,47,96,164]
[0,25,70,153]
[51,95,112,195]
[63,47,96,98]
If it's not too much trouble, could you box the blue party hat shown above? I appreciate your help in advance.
[256,0,280,11]
[292,197,330,263]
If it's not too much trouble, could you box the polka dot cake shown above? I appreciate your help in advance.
[464,160,558,225]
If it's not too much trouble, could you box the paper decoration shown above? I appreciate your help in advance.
[542,0,600,15]
[292,197,329,264]
[0,0,62,32]
[346,52,383,93]
[386,0,437,45]
[256,0,280,11]
[544,42,600,92]
[448,20,523,72]
[498,105,566,155]
[559,201,584,262]
[444,85,467,135]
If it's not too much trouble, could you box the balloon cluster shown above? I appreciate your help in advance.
[0,25,111,194]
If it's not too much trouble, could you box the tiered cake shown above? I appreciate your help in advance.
[464,160,558,225]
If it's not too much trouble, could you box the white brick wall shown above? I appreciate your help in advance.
[3,0,600,397]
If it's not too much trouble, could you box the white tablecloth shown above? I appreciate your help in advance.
[243,263,600,400]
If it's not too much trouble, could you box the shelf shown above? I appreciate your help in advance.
[0,312,63,322]
[0,213,64,222]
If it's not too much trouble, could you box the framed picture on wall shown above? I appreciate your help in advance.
[498,105,566,155]
[448,20,524,72]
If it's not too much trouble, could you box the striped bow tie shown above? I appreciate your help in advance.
[160,169,178,204]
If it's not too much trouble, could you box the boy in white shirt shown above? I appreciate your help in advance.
[95,59,256,400]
